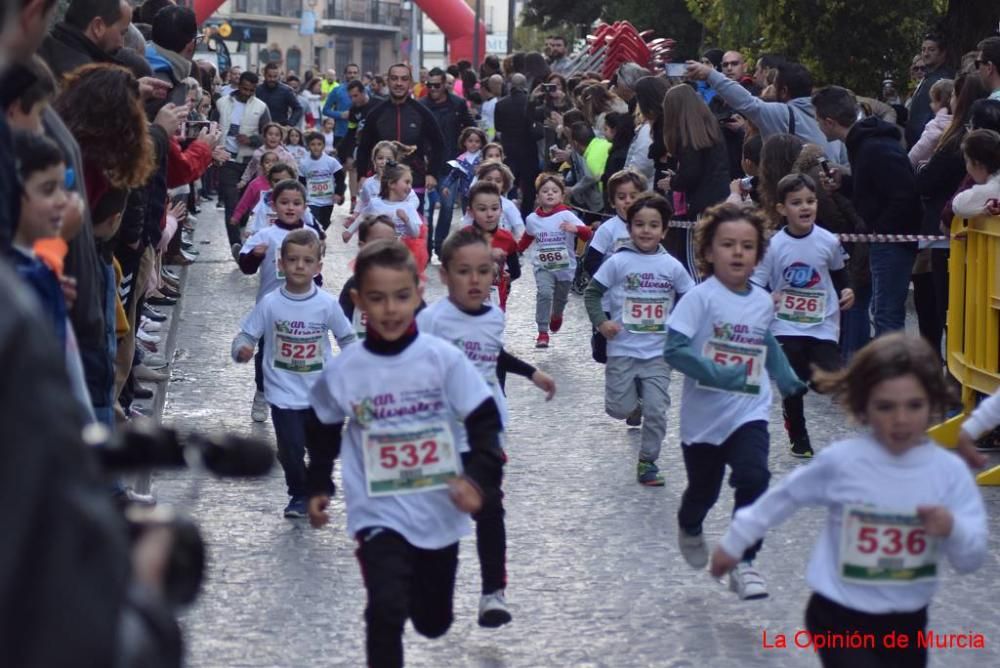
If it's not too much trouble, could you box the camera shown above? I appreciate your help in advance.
[183,121,210,139]
[542,83,557,93]
[739,176,754,193]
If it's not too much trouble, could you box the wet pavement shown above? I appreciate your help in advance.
[155,202,1000,667]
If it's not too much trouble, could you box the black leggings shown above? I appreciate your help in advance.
[777,336,842,442]
[463,450,507,594]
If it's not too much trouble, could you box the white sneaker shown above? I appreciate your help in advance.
[678,528,708,569]
[251,390,268,422]
[729,562,769,600]
[477,590,512,628]
[140,317,162,333]
[142,353,169,369]
[136,328,161,344]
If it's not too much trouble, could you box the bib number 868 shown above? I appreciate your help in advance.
[856,526,927,556]
[379,440,440,469]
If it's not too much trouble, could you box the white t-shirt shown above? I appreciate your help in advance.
[590,215,630,257]
[461,196,525,240]
[721,434,987,614]
[667,275,776,445]
[752,226,847,342]
[287,145,309,171]
[593,248,694,359]
[366,196,421,238]
[239,285,354,409]
[301,154,343,207]
[524,207,586,281]
[417,299,508,428]
[357,177,419,216]
[240,223,320,302]
[309,333,493,549]
[247,191,318,235]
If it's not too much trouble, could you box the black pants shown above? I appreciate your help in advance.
[805,592,928,668]
[310,204,334,231]
[777,336,842,442]
[911,271,941,356]
[220,161,247,246]
[463,450,507,595]
[356,527,458,668]
[254,341,264,393]
[678,420,770,561]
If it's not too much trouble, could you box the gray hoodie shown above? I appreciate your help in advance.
[706,70,848,165]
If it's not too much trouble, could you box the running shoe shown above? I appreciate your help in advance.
[535,332,550,348]
[790,436,814,459]
[678,527,708,569]
[251,390,268,422]
[478,590,512,628]
[625,405,642,426]
[283,496,307,518]
[729,562,769,600]
[637,460,665,486]
[231,243,242,262]
[549,314,563,333]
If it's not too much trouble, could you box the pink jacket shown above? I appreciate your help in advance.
[232,176,269,224]
[908,108,952,167]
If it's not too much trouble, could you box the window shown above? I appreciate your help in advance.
[361,38,379,75]
[268,48,283,64]
[335,38,353,76]
[286,48,302,76]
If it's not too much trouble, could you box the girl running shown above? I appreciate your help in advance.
[464,181,520,310]
[462,161,525,240]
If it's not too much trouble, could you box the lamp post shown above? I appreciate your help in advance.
[472,0,482,67]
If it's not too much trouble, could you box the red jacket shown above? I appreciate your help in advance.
[166,138,213,189]
[465,224,519,310]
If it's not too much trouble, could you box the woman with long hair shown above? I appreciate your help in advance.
[601,111,635,199]
[758,133,807,225]
[659,83,731,277]
[579,83,628,137]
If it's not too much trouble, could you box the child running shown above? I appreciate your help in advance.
[711,333,987,666]
[518,173,593,348]
[301,131,345,230]
[343,140,418,243]
[585,193,694,486]
[239,122,298,189]
[464,181,520,310]
[338,215,399,340]
[664,202,805,599]
[461,161,525,240]
[232,230,355,517]
[306,239,506,668]
[418,227,556,628]
[285,127,308,170]
[365,161,429,274]
[229,151,279,258]
[245,163,319,236]
[239,179,321,422]
[751,174,854,458]
[482,142,504,162]
[435,127,487,252]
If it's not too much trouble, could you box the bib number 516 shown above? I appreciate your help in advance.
[630,302,664,320]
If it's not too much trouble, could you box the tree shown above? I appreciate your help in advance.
[939,0,1000,63]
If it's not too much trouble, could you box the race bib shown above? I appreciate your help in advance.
[536,242,570,272]
[362,422,460,497]
[273,330,323,373]
[776,287,827,324]
[309,177,333,198]
[488,285,501,308]
[698,339,767,395]
[352,308,368,339]
[839,505,939,585]
[275,252,285,280]
[622,295,671,334]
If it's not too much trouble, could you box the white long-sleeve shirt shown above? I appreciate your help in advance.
[961,389,1000,439]
[952,172,1000,219]
[720,433,987,614]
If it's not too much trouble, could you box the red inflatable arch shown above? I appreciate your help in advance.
[192,0,485,65]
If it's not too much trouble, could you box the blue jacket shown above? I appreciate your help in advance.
[322,83,351,138]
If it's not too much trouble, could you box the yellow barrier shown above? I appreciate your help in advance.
[942,214,1000,484]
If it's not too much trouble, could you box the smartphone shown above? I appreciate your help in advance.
[542,83,557,92]
[184,120,210,138]
[664,63,688,77]
[819,158,835,179]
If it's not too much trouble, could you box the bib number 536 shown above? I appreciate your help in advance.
[855,526,927,556]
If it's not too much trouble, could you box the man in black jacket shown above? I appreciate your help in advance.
[38,0,131,79]
[905,32,955,149]
[256,61,303,127]
[355,63,444,204]
[494,73,539,216]
[421,67,475,254]
[814,85,921,337]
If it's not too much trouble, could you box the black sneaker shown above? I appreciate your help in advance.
[625,405,642,426]
[790,436,814,459]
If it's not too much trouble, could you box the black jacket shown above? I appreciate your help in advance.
[420,92,475,163]
[494,89,535,172]
[38,22,114,80]
[355,97,445,187]
[668,141,732,218]
[905,65,955,148]
[841,118,921,235]
[914,141,966,236]
[255,82,303,127]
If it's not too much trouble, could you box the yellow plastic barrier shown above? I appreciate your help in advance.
[941,214,1000,484]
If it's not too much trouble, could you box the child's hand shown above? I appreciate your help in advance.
[441,188,450,198]
[771,290,783,309]
[343,214,356,229]
[531,370,557,400]
[729,178,744,197]
[838,288,855,311]
[396,209,409,224]
[235,345,254,363]
[60,275,78,310]
[228,218,239,228]
[448,477,483,514]
[986,198,1000,216]
[598,320,623,340]
[335,194,344,205]
[342,230,353,244]
[916,505,954,538]
[252,243,267,257]
[956,431,988,469]
[490,247,507,263]
[308,495,331,528]
[169,200,187,223]
[709,546,739,578]
[559,221,577,234]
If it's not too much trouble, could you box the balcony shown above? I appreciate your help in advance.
[232,0,301,18]
[326,0,403,27]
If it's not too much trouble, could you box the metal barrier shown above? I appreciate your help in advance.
[929,215,1000,484]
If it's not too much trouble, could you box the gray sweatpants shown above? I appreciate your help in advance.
[534,268,571,332]
[605,355,671,462]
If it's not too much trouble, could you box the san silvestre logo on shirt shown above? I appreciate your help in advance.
[351,389,446,428]
[625,272,674,291]
[451,338,498,365]
[711,322,766,345]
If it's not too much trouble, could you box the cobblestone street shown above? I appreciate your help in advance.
[155,203,1000,667]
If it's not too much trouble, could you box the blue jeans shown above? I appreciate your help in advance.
[839,283,872,362]
[270,406,313,498]
[678,420,770,561]
[869,243,916,337]
[431,179,461,256]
